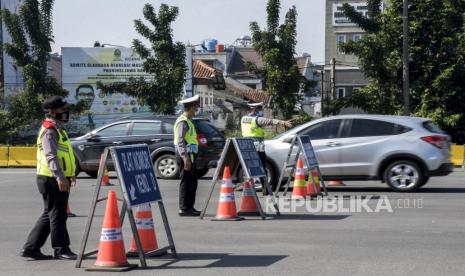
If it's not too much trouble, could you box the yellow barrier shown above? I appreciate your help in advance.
[450,144,464,167]
[8,147,37,167]
[0,147,8,167]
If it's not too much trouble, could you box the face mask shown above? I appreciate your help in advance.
[55,111,70,122]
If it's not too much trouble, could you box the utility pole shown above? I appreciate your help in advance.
[330,58,336,100]
[402,0,410,115]
[320,68,325,116]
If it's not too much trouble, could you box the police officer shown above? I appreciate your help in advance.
[241,102,293,195]
[174,95,201,216]
[21,96,77,260]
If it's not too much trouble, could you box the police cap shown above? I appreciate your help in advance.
[42,96,73,110]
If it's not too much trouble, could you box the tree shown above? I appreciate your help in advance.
[340,0,465,143]
[250,0,309,118]
[98,4,186,115]
[0,0,67,141]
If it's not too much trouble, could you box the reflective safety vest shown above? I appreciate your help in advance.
[173,114,199,160]
[241,115,265,138]
[36,126,76,177]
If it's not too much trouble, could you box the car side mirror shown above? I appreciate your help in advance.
[87,133,100,142]
[282,135,295,144]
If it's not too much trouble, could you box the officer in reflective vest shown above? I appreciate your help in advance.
[241,102,293,195]
[174,95,201,216]
[21,96,78,260]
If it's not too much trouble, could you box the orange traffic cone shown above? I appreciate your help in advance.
[66,203,76,217]
[100,153,113,186]
[292,158,307,199]
[213,166,242,221]
[127,204,165,257]
[238,180,260,216]
[88,190,136,272]
[307,170,322,197]
[328,180,345,186]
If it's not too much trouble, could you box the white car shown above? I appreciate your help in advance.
[264,115,453,192]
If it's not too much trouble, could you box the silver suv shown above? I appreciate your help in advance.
[264,115,453,192]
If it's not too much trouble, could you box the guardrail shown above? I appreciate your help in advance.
[0,146,36,167]
[450,144,464,168]
[1,145,464,168]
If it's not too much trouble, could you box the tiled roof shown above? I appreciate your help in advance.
[228,47,264,74]
[240,89,270,104]
[193,60,222,79]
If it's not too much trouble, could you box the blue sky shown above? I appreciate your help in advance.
[52,0,326,63]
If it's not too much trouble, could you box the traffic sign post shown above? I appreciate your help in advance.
[274,135,328,197]
[76,144,176,270]
[200,138,280,220]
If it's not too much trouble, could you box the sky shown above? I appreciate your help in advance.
[52,0,326,64]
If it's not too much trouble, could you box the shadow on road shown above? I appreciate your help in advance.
[416,187,465,193]
[141,252,287,269]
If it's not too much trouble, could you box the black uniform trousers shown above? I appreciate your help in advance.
[178,155,198,211]
[257,151,271,195]
[23,175,70,252]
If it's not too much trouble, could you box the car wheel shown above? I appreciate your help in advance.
[86,170,98,178]
[419,176,430,187]
[197,168,210,178]
[384,160,423,192]
[154,154,179,179]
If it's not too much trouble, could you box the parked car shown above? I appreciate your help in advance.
[71,116,225,179]
[264,115,453,192]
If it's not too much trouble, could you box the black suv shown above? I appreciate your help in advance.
[71,116,225,179]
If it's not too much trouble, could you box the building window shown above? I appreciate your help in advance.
[353,87,361,93]
[353,34,362,42]
[337,34,346,54]
[336,87,346,98]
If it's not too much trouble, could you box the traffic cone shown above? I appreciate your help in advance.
[328,180,345,186]
[213,166,243,221]
[87,190,136,272]
[66,203,76,217]
[127,204,165,257]
[238,180,260,216]
[100,153,113,186]
[307,170,322,197]
[292,158,307,199]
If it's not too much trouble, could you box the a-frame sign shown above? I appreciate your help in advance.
[75,144,176,271]
[200,138,280,220]
[274,135,329,197]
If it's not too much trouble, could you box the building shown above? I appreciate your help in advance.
[192,38,321,117]
[324,0,369,108]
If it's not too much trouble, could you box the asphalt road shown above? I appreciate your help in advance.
[0,168,464,276]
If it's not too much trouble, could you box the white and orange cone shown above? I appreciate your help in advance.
[291,158,307,199]
[238,180,260,216]
[307,170,322,197]
[99,153,113,186]
[87,190,136,272]
[328,180,345,186]
[127,204,165,257]
[213,166,243,221]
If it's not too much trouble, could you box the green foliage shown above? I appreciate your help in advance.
[293,111,313,126]
[98,4,186,115]
[0,0,66,142]
[340,0,465,143]
[250,0,307,118]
